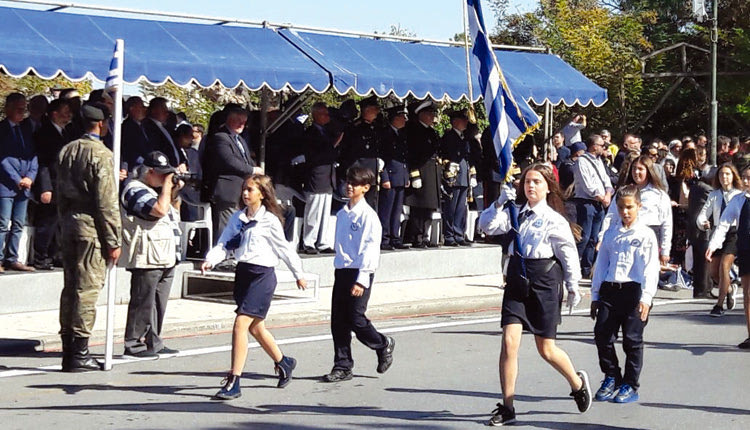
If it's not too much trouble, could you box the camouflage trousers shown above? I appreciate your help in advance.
[59,236,107,338]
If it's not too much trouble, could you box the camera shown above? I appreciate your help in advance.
[172,172,200,185]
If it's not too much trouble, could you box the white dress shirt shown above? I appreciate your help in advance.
[573,153,613,200]
[478,199,581,292]
[599,184,673,256]
[333,198,382,288]
[591,221,660,306]
[205,206,304,279]
[697,188,742,231]
[708,192,750,252]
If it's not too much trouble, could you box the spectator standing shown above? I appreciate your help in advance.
[551,132,569,167]
[120,152,183,358]
[0,93,38,272]
[143,97,186,170]
[614,133,641,171]
[31,98,72,270]
[339,96,382,208]
[573,134,614,278]
[668,148,699,265]
[174,124,203,221]
[57,103,122,372]
[120,96,151,172]
[24,95,48,134]
[561,113,586,145]
[377,104,409,250]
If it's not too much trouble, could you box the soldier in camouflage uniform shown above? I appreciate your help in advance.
[56,103,122,372]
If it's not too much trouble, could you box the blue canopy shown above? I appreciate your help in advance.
[0,6,606,107]
[0,6,330,92]
[280,29,608,107]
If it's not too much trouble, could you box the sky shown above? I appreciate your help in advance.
[0,0,537,42]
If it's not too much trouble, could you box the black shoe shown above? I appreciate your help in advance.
[380,243,395,251]
[302,246,319,255]
[426,242,440,248]
[738,338,750,349]
[488,403,516,426]
[412,242,427,249]
[214,373,241,400]
[444,240,459,247]
[33,259,54,270]
[123,349,159,359]
[275,355,297,388]
[62,337,101,372]
[457,240,472,247]
[319,248,336,254]
[376,336,395,374]
[570,370,592,413]
[709,305,725,317]
[322,368,353,382]
[157,346,179,355]
[393,243,410,250]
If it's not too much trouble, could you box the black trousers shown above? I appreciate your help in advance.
[378,186,405,246]
[442,185,468,243]
[331,268,387,370]
[688,228,711,297]
[405,207,433,245]
[124,267,175,354]
[594,282,646,390]
[33,202,58,263]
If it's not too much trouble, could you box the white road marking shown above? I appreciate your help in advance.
[0,296,739,379]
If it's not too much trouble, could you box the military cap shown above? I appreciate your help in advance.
[143,151,178,174]
[81,103,109,121]
[359,95,380,109]
[413,100,437,114]
[447,108,469,120]
[384,103,408,119]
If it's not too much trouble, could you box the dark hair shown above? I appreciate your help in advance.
[346,165,375,186]
[516,163,581,241]
[712,162,742,190]
[5,92,25,106]
[616,184,641,205]
[174,123,193,137]
[675,148,698,181]
[623,155,666,191]
[586,134,602,150]
[616,151,641,187]
[46,98,69,115]
[147,97,168,115]
[239,174,284,223]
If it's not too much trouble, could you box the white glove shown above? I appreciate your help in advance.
[496,185,516,205]
[470,177,478,188]
[411,178,422,189]
[290,154,306,166]
[566,288,581,315]
[377,158,385,172]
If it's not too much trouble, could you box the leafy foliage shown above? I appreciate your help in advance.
[0,73,92,111]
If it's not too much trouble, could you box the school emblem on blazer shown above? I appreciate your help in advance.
[533,219,543,228]
[351,222,360,231]
[631,239,641,247]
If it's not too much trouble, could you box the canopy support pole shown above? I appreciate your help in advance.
[259,87,271,171]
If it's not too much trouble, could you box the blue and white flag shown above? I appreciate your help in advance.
[105,40,123,98]
[467,0,540,181]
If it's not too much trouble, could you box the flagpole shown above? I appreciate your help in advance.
[462,0,476,122]
[103,38,124,371]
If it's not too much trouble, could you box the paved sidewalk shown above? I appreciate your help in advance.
[0,274,700,353]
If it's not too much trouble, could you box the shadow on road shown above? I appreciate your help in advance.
[641,401,750,416]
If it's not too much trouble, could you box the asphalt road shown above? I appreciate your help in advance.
[1,301,748,429]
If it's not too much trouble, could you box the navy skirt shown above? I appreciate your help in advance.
[233,262,277,319]
[715,228,738,256]
[502,257,564,339]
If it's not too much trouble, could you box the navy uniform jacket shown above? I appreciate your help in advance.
[0,119,38,198]
[439,128,476,187]
[404,120,441,210]
[32,119,69,196]
[302,123,338,194]
[379,125,408,187]
[340,119,380,185]
[201,125,256,205]
[121,117,151,170]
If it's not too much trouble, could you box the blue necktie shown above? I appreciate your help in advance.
[225,219,257,251]
[13,125,24,146]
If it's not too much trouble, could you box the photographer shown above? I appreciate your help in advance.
[561,113,586,146]
[120,151,184,358]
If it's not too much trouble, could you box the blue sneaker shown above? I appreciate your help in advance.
[214,373,241,400]
[595,376,618,401]
[613,384,639,403]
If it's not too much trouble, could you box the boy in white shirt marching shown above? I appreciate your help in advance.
[590,184,659,404]
[322,166,395,382]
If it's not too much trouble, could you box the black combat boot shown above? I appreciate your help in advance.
[60,334,74,371]
[64,337,101,372]
[275,355,297,388]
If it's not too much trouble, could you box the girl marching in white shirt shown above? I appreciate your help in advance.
[202,174,307,400]
[479,163,591,426]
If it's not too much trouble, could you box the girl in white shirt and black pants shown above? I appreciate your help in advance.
[202,174,307,400]
[478,163,591,426]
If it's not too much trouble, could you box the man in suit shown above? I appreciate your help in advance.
[439,109,477,247]
[202,106,262,240]
[377,104,409,250]
[121,96,151,173]
[59,89,84,142]
[300,102,341,254]
[339,96,382,208]
[143,97,186,170]
[31,98,72,270]
[0,93,38,272]
[404,100,442,248]
[23,95,48,135]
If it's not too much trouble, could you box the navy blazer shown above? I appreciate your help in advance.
[32,119,69,195]
[121,117,152,170]
[379,125,409,187]
[0,119,38,198]
[201,125,255,205]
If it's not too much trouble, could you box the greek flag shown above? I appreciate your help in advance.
[467,0,540,181]
[105,40,123,97]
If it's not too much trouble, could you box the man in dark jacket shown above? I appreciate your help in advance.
[143,97,186,170]
[120,96,151,172]
[300,102,341,254]
[378,104,409,250]
[404,100,442,248]
[202,106,261,241]
[31,98,72,269]
[339,96,381,208]
[0,93,38,272]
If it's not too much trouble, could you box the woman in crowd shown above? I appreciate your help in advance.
[668,148,699,265]
[697,163,743,316]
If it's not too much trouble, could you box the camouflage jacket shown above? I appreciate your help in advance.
[56,134,122,250]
